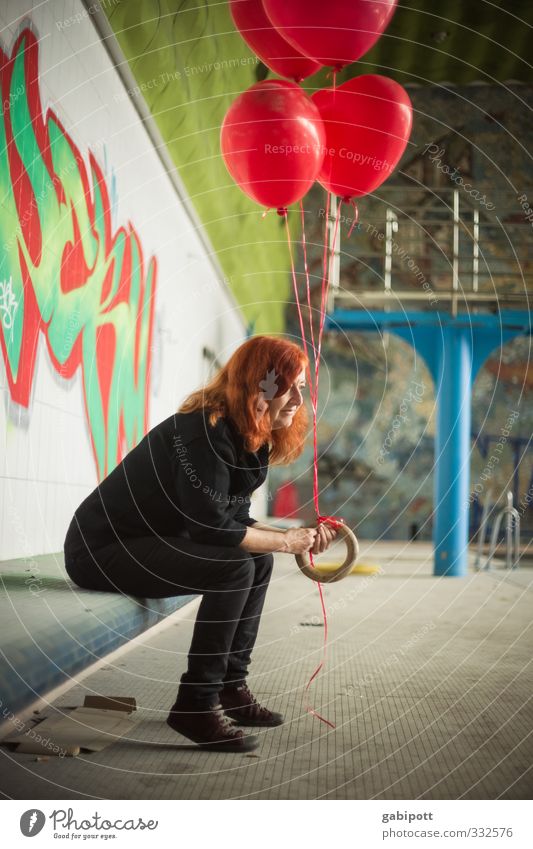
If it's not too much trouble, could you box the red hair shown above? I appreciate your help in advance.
[178,336,308,465]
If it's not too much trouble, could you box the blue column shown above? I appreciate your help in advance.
[433,328,473,576]
[326,311,532,577]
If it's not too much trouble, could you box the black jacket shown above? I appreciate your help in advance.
[68,410,269,551]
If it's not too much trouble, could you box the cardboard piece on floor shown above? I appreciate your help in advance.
[15,740,80,757]
[2,698,137,755]
[83,695,136,713]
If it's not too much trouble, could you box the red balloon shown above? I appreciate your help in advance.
[229,0,321,82]
[311,74,413,199]
[263,0,398,69]
[220,80,326,209]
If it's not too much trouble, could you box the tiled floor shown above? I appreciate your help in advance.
[1,541,532,799]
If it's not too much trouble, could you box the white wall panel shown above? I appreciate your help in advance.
[0,0,252,559]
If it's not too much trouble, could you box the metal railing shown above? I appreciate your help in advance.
[475,491,521,572]
[326,187,533,315]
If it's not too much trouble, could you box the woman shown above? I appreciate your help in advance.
[64,335,337,752]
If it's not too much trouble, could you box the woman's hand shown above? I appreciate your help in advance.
[311,522,338,555]
[279,523,339,555]
[281,527,317,555]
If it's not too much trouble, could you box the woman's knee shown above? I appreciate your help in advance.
[254,552,274,580]
[235,550,274,579]
[227,555,255,588]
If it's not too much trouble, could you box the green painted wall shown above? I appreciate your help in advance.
[0,29,155,480]
[104,1,533,336]
[106,0,293,334]
[345,0,533,87]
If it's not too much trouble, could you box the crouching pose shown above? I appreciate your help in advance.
[64,335,337,751]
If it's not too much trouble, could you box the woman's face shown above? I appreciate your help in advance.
[257,368,306,429]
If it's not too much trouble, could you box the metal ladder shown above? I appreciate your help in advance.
[476,491,521,571]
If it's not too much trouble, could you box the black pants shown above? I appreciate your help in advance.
[64,522,274,706]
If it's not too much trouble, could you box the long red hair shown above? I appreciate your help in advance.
[178,336,308,465]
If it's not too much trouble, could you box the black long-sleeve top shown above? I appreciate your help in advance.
[67,410,270,552]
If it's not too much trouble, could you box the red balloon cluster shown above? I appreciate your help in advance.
[221,0,412,209]
[221,80,325,209]
[229,0,321,83]
[312,75,413,199]
[262,0,398,71]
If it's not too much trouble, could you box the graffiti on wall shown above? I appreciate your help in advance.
[0,28,157,479]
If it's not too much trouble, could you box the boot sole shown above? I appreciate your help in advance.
[232,718,284,727]
[166,717,260,752]
[197,737,260,752]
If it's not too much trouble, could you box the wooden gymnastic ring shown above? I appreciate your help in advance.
[295,522,359,583]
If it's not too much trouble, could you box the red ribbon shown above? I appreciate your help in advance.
[281,198,349,729]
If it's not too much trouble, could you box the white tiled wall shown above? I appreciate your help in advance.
[0,0,260,559]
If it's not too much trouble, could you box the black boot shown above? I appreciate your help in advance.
[220,683,284,727]
[167,698,260,752]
